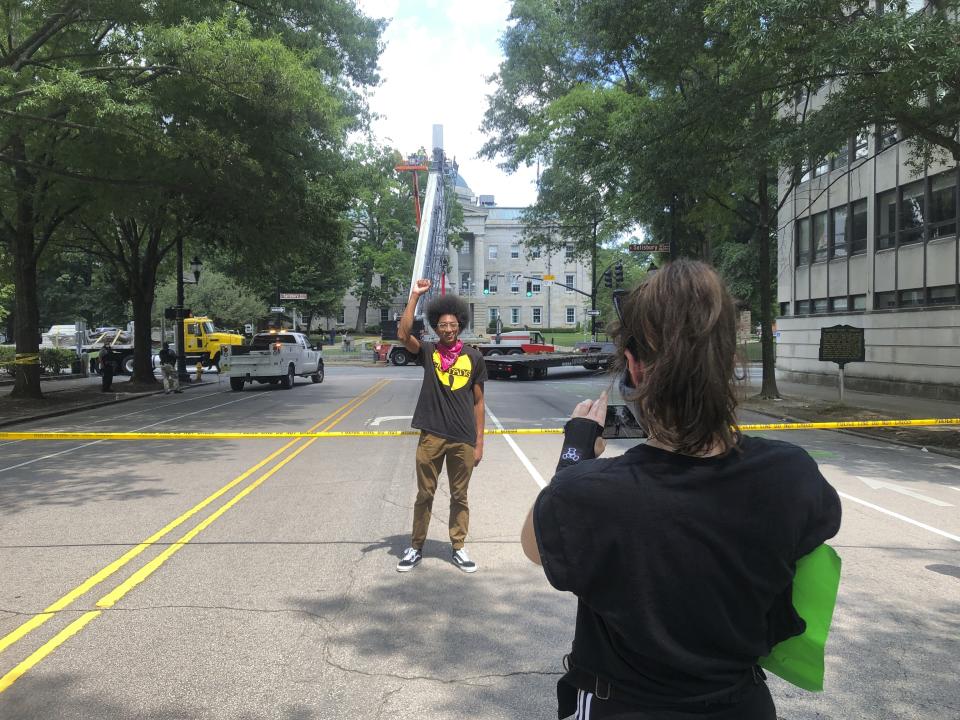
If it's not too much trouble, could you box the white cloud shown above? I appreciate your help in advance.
[358,0,538,207]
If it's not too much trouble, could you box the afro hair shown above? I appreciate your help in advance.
[426,294,471,331]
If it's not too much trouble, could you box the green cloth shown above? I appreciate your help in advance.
[759,544,842,692]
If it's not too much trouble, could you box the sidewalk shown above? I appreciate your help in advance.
[739,371,960,458]
[0,372,220,428]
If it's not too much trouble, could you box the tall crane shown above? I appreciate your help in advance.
[402,125,457,319]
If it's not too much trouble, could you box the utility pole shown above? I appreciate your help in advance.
[590,218,598,341]
[175,236,190,382]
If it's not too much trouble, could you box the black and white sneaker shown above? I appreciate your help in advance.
[452,548,477,573]
[396,547,422,572]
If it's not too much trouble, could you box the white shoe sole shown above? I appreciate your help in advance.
[396,558,421,573]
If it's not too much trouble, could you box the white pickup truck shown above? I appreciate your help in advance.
[222,331,324,391]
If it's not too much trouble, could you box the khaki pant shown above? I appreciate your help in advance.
[160,363,180,392]
[412,432,475,551]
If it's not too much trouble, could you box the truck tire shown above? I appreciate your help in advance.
[229,377,245,392]
[208,352,221,371]
[123,355,135,375]
[391,348,410,366]
[534,367,548,379]
[582,362,599,371]
[507,349,523,355]
[280,364,295,388]
[311,366,324,383]
[486,349,502,356]
[516,366,532,380]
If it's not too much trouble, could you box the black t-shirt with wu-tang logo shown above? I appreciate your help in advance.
[411,341,487,446]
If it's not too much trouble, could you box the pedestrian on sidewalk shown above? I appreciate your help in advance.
[99,344,116,392]
[395,279,487,574]
[158,343,182,394]
[521,259,842,719]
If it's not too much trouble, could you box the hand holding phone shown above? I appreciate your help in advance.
[602,404,647,439]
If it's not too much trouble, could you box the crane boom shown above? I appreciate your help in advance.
[408,125,456,321]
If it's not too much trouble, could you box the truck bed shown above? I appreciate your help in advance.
[484,351,612,379]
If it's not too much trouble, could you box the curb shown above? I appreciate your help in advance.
[0,381,218,429]
[740,404,960,461]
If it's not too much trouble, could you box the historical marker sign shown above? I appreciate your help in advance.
[819,325,864,368]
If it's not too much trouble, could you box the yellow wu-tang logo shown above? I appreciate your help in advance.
[433,351,472,391]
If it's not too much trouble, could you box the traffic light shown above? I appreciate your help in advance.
[603,269,613,288]
[614,263,624,286]
[483,278,490,295]
[525,281,533,297]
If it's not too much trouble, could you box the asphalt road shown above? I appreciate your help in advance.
[0,366,958,719]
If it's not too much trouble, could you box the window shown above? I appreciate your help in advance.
[796,217,811,265]
[488,307,499,322]
[461,272,471,292]
[900,181,925,245]
[812,298,828,314]
[850,199,868,254]
[531,246,541,259]
[796,300,811,314]
[929,172,957,240]
[799,161,811,183]
[779,302,790,317]
[874,291,897,309]
[532,307,542,324]
[488,245,498,260]
[565,273,575,292]
[928,285,959,305]
[830,207,847,258]
[812,212,828,262]
[899,288,924,307]
[852,294,866,311]
[877,189,897,249]
[337,307,345,323]
[812,157,829,178]
[511,307,520,324]
[510,276,519,294]
[878,124,898,150]
[831,140,848,170]
[459,235,473,255]
[380,308,389,323]
[566,306,576,323]
[829,296,849,311]
[510,244,520,259]
[532,275,542,293]
[854,130,869,160]
[489,276,498,294]
[565,244,575,260]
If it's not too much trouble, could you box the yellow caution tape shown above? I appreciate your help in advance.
[0,354,41,367]
[0,418,957,441]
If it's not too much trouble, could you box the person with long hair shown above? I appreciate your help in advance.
[521,259,841,719]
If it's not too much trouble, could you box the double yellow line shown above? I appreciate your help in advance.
[0,379,390,694]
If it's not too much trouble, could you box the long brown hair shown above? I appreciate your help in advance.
[610,259,739,455]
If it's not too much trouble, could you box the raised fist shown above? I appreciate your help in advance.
[412,279,431,296]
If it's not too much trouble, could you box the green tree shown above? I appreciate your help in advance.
[0,2,382,395]
[153,268,264,331]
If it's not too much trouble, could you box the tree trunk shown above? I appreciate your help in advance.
[129,277,158,385]
[9,134,42,399]
[355,274,373,332]
[756,172,780,399]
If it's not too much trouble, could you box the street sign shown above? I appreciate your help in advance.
[542,274,556,281]
[629,242,672,253]
[280,292,308,300]
[270,306,285,313]
[586,310,601,316]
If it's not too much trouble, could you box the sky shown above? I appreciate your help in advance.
[354,0,539,207]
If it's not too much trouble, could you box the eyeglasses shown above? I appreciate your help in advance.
[436,322,459,330]
[612,288,642,357]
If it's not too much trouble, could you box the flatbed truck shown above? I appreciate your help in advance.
[484,350,613,380]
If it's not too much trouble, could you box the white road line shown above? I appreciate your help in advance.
[485,404,547,489]
[838,491,960,544]
[88,390,225,424]
[0,394,258,475]
[934,463,960,472]
[367,415,412,427]
[857,476,953,507]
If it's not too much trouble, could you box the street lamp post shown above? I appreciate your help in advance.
[175,237,202,382]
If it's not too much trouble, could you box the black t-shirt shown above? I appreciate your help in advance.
[533,435,841,703]
[411,341,487,446]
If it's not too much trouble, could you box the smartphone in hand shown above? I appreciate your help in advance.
[602,404,646,439]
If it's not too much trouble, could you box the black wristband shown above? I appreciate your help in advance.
[556,417,602,472]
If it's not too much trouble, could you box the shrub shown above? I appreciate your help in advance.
[0,345,14,375]
[40,348,76,374]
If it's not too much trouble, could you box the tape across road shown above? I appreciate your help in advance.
[1,417,959,441]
